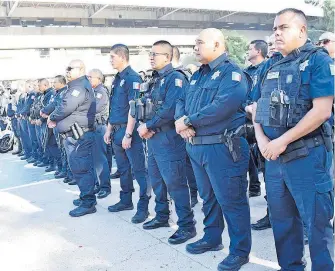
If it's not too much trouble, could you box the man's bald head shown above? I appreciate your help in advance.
[66,59,86,82]
[194,28,226,64]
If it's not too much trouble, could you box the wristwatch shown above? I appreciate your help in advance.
[184,116,192,127]
[125,133,132,139]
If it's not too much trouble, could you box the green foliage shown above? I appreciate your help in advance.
[222,30,248,68]
[308,0,335,42]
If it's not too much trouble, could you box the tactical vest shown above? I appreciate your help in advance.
[255,47,322,128]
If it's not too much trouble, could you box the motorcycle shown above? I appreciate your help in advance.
[0,118,15,153]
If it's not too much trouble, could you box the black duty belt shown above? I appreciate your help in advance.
[187,125,247,145]
[61,127,94,139]
[188,134,228,145]
[281,134,327,163]
[155,123,175,133]
[111,123,127,130]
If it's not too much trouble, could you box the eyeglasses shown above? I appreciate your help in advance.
[149,52,168,57]
[268,42,274,47]
[66,66,80,72]
[316,39,331,46]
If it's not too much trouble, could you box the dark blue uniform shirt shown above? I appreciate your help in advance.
[42,86,68,115]
[109,66,142,125]
[253,42,334,139]
[176,53,248,136]
[146,63,188,130]
[21,92,37,117]
[94,83,109,118]
[50,76,96,133]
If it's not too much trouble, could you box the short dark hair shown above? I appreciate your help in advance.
[276,8,307,25]
[54,75,66,85]
[153,40,173,61]
[172,46,180,61]
[38,78,49,86]
[250,40,268,58]
[110,44,130,61]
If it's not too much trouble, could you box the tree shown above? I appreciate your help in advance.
[222,30,249,67]
[308,0,335,42]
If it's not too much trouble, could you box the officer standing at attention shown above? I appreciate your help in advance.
[88,69,111,199]
[16,85,29,157]
[136,40,196,244]
[244,40,268,198]
[172,45,199,208]
[103,44,151,224]
[41,75,70,181]
[175,29,251,271]
[48,59,97,217]
[252,9,334,271]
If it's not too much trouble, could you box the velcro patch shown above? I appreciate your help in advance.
[71,90,80,97]
[267,72,279,80]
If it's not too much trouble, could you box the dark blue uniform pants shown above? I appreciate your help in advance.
[27,121,38,159]
[19,119,32,157]
[248,143,261,193]
[112,127,150,211]
[187,138,251,256]
[186,155,198,198]
[265,145,334,271]
[93,124,111,192]
[35,124,45,161]
[64,131,96,208]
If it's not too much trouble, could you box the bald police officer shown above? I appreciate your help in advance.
[48,59,97,217]
[175,29,251,271]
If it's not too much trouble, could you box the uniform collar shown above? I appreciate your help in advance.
[154,63,173,77]
[208,53,228,71]
[58,86,67,92]
[68,75,87,88]
[118,65,131,79]
[247,60,265,70]
[94,83,104,91]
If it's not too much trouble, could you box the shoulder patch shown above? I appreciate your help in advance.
[96,93,102,99]
[175,78,183,88]
[71,89,80,97]
[232,72,241,82]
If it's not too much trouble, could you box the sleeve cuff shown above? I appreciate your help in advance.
[188,114,198,127]
[145,120,155,130]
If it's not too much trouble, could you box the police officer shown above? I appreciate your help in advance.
[252,8,334,271]
[48,59,96,217]
[136,40,196,244]
[37,79,58,172]
[244,40,268,198]
[7,89,22,155]
[17,80,35,161]
[317,32,335,60]
[171,45,199,208]
[103,44,151,224]
[175,29,251,270]
[88,69,111,199]
[41,75,70,180]
[15,86,27,157]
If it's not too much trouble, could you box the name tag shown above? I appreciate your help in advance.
[266,72,279,80]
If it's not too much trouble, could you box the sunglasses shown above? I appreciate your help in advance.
[316,39,331,46]
[66,66,80,72]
